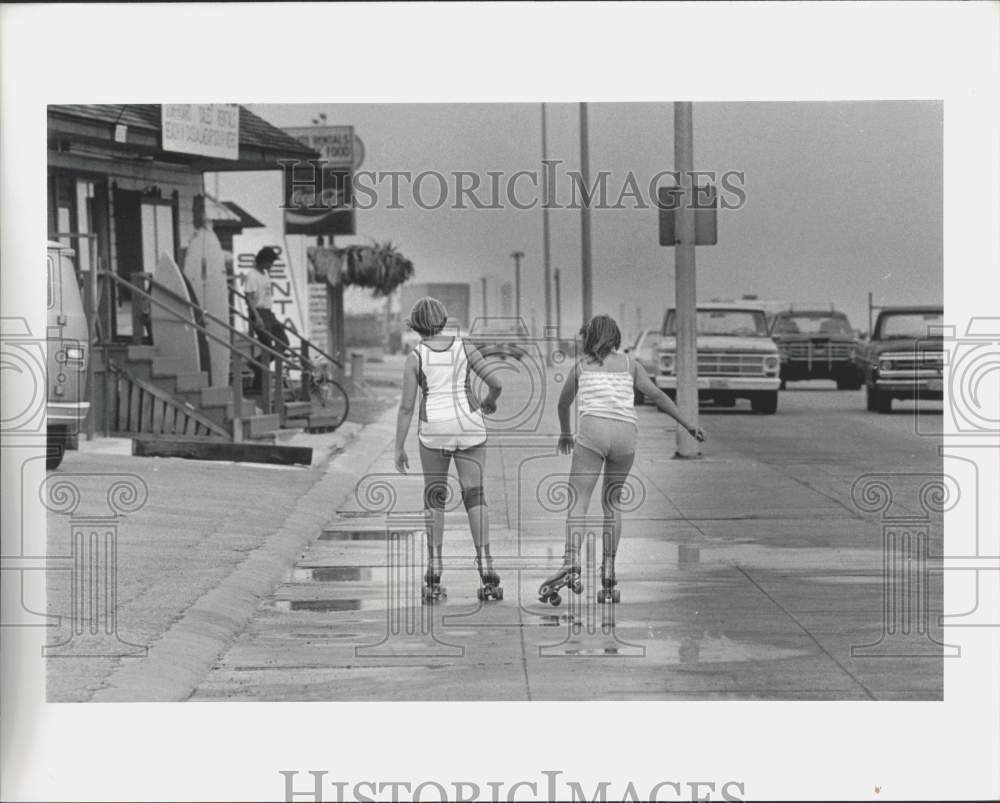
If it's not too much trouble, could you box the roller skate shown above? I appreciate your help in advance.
[596,555,620,604]
[475,548,503,601]
[421,552,446,604]
[538,551,583,607]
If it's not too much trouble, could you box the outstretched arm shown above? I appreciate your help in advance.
[394,353,419,472]
[633,361,706,442]
[466,343,502,413]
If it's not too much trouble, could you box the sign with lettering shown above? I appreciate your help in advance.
[232,233,304,339]
[308,283,331,354]
[162,104,239,160]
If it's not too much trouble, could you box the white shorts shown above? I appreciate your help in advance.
[418,416,487,452]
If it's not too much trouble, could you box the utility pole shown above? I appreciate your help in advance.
[674,102,700,458]
[541,103,553,335]
[554,268,562,339]
[481,276,488,318]
[511,250,524,323]
[579,102,593,324]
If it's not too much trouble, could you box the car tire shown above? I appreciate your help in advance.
[867,385,892,413]
[46,425,68,471]
[750,391,778,415]
[837,370,863,391]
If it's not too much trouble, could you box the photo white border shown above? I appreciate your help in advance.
[2,2,998,801]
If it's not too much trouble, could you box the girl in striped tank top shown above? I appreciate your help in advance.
[394,297,504,603]
[538,315,706,605]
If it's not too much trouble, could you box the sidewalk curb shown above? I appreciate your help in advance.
[91,408,397,702]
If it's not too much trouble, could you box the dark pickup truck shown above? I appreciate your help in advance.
[853,305,944,413]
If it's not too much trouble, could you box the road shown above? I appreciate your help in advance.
[185,361,945,702]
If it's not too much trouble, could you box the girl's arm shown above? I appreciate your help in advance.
[394,353,419,472]
[556,361,580,453]
[632,361,706,442]
[466,343,502,413]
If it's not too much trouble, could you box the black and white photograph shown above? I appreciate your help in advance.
[2,3,998,802]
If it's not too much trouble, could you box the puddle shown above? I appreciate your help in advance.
[292,566,376,582]
[539,614,577,627]
[276,599,379,612]
[320,530,398,541]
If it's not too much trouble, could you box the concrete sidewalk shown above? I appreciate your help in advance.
[189,372,944,701]
[45,417,392,702]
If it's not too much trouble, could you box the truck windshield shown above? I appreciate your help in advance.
[665,310,769,337]
[774,314,853,335]
[877,312,944,339]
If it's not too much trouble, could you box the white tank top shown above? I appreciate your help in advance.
[415,338,485,429]
[576,353,638,425]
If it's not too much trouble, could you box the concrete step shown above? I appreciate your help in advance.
[174,372,210,392]
[153,357,196,378]
[284,401,313,420]
[200,399,257,427]
[126,345,158,362]
[200,385,234,407]
[243,414,280,440]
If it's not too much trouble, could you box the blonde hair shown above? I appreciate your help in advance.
[406,296,448,337]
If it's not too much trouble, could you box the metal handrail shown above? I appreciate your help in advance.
[99,269,287,424]
[100,269,351,431]
[121,271,294,370]
[227,279,343,369]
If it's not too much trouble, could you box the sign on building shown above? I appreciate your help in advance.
[281,125,358,236]
[162,104,239,160]
[232,233,305,339]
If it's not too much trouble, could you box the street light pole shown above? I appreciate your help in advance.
[579,102,593,324]
[554,268,562,339]
[511,250,524,323]
[674,102,700,458]
[541,103,553,334]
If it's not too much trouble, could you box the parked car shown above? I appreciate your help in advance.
[46,241,90,469]
[853,305,944,413]
[655,303,781,413]
[626,328,669,405]
[466,317,530,360]
[769,305,862,389]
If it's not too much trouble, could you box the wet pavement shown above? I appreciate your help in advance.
[190,372,945,701]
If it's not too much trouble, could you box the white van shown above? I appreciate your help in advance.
[46,241,90,469]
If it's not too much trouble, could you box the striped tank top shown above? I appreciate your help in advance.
[576,353,638,425]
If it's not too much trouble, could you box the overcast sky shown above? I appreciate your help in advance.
[217,101,942,335]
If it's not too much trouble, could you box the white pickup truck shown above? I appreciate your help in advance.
[654,302,781,414]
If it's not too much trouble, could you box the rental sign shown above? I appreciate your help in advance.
[162,104,240,160]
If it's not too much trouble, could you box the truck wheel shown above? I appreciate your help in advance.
[837,370,862,390]
[750,391,778,415]
[867,385,892,413]
[46,425,68,471]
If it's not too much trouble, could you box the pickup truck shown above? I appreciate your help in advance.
[655,303,781,414]
[853,306,944,413]
[769,306,862,389]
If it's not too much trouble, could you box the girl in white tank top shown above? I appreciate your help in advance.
[394,297,504,604]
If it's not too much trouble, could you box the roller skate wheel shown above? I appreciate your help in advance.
[496,587,504,601]
[571,580,583,594]
[597,590,606,604]
[550,593,562,607]
[477,587,486,601]
[612,589,621,603]
[539,584,552,597]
